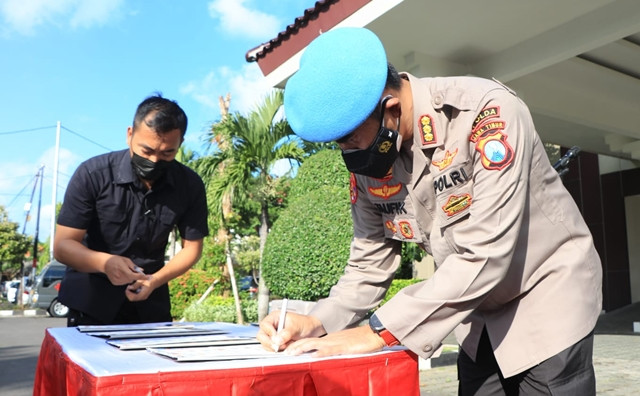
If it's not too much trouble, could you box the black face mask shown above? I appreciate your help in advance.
[131,153,171,181]
[341,97,400,178]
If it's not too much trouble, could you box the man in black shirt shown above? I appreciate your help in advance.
[54,95,209,326]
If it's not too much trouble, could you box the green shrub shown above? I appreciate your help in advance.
[183,296,258,323]
[262,184,352,301]
[263,149,352,301]
[263,148,424,302]
[196,236,226,271]
[381,278,423,306]
[288,149,350,201]
[168,269,220,319]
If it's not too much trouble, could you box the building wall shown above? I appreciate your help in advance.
[626,195,640,303]
[569,151,640,312]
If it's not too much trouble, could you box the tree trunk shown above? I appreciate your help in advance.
[257,202,270,320]
[226,238,244,325]
[167,226,178,259]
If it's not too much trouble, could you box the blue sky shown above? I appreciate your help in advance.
[0,0,310,243]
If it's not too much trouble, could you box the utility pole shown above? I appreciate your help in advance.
[19,165,44,308]
[31,164,45,285]
[50,121,61,259]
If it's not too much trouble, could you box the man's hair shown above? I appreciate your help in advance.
[371,63,402,120]
[385,63,402,90]
[133,93,188,138]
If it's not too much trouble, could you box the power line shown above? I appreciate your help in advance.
[0,126,56,135]
[61,125,114,152]
[2,124,115,152]
[0,174,41,182]
[5,173,38,209]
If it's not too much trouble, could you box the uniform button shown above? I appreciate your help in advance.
[433,95,443,106]
[424,345,433,352]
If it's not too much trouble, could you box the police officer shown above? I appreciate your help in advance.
[257,28,602,395]
[54,94,208,326]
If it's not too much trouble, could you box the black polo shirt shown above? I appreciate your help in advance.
[57,149,208,323]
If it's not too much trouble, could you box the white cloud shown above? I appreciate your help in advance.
[180,62,274,116]
[69,0,125,29]
[40,146,82,187]
[208,0,281,40]
[0,145,80,241]
[0,0,124,35]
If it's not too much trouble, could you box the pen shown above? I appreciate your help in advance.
[273,298,288,352]
[131,266,144,293]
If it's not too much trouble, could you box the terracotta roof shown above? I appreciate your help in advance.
[245,0,337,63]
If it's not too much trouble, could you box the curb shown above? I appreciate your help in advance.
[0,309,48,317]
[419,348,459,370]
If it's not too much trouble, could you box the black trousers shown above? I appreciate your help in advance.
[66,299,171,327]
[457,328,595,395]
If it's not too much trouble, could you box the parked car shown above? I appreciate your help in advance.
[0,280,9,298]
[31,260,69,317]
[7,279,31,305]
[239,276,258,298]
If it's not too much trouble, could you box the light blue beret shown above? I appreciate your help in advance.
[284,27,387,142]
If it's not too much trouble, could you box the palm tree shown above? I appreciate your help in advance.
[197,90,305,320]
[167,147,197,260]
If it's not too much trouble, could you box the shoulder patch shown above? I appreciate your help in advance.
[350,173,358,204]
[472,106,500,131]
[418,114,437,145]
[475,131,514,170]
[470,120,506,143]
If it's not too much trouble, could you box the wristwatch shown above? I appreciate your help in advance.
[368,314,400,347]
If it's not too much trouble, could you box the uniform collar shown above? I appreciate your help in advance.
[114,149,136,185]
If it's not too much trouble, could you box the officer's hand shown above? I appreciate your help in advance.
[103,255,146,286]
[285,325,385,357]
[125,275,155,301]
[257,311,325,352]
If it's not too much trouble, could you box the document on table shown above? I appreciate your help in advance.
[78,323,227,339]
[77,323,196,333]
[147,344,292,362]
[75,322,291,362]
[107,334,260,350]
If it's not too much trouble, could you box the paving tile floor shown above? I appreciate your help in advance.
[418,302,640,395]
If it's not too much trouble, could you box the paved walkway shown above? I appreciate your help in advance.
[419,302,640,395]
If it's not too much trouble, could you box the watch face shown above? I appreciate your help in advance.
[369,314,400,347]
[369,314,385,332]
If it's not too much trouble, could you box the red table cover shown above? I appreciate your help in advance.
[34,328,419,396]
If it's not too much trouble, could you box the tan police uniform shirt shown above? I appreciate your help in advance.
[309,73,603,377]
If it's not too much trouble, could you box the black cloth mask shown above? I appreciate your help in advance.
[131,153,171,181]
[341,96,400,178]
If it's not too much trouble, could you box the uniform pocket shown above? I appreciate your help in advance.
[435,183,473,228]
[97,202,130,243]
[159,208,177,226]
